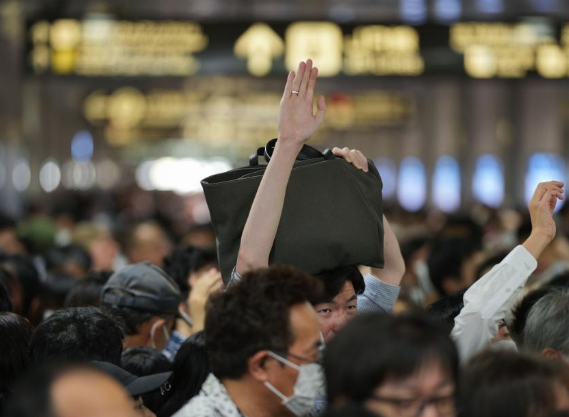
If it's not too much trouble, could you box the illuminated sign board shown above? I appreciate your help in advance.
[28,19,424,77]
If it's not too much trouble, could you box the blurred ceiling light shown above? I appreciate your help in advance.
[39,159,61,193]
[12,159,31,192]
[400,0,428,25]
[434,0,462,23]
[476,0,504,13]
[465,46,496,78]
[398,157,427,212]
[63,161,96,190]
[96,159,120,189]
[536,44,567,78]
[472,155,504,208]
[71,130,94,161]
[141,157,232,194]
[135,160,154,191]
[525,153,566,212]
[432,156,461,213]
[374,158,397,200]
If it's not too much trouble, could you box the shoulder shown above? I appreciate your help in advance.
[173,394,217,417]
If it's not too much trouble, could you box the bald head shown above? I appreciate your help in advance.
[51,369,135,417]
[126,223,172,268]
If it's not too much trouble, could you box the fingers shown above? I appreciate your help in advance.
[306,67,318,102]
[331,147,369,172]
[539,190,559,212]
[299,59,313,96]
[315,94,326,124]
[282,70,295,98]
[290,61,306,96]
[532,181,565,203]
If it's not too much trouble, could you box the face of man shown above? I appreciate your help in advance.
[314,281,358,342]
[263,302,322,411]
[52,369,137,417]
[364,360,456,417]
[128,224,172,268]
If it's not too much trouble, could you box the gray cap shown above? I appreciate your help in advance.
[101,262,182,316]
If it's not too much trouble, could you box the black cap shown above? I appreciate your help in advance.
[91,361,172,397]
[101,262,182,316]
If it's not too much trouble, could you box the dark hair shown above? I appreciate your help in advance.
[121,347,171,376]
[313,266,365,304]
[206,265,322,379]
[322,403,381,417]
[157,332,209,417]
[547,272,569,289]
[45,244,92,276]
[163,245,218,294]
[324,313,459,404]
[29,307,124,366]
[103,305,161,336]
[0,255,41,316]
[0,281,12,313]
[508,287,552,347]
[0,313,33,410]
[121,347,172,414]
[63,271,111,308]
[428,237,480,296]
[459,350,569,417]
[426,290,466,335]
[475,252,508,281]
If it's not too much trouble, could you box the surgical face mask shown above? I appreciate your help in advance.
[150,321,170,350]
[264,351,325,417]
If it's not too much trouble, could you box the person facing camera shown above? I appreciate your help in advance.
[174,265,324,417]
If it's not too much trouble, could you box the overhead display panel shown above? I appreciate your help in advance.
[26,18,569,79]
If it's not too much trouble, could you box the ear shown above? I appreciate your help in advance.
[541,347,564,361]
[142,317,166,343]
[248,351,271,382]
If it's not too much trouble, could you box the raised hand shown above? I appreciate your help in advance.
[188,268,224,332]
[278,59,326,146]
[528,181,565,242]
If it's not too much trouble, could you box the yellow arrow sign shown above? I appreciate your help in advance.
[234,23,284,77]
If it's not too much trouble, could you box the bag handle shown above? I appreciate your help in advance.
[249,138,335,166]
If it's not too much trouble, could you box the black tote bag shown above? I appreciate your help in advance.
[201,139,384,284]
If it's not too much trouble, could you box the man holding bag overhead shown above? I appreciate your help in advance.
[232,59,405,342]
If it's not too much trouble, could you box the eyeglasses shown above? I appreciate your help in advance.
[369,393,456,417]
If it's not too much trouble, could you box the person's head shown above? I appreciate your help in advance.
[0,280,12,313]
[460,350,569,417]
[508,287,552,347]
[426,290,466,335]
[474,252,508,281]
[102,263,182,351]
[524,288,569,360]
[548,273,569,289]
[121,348,172,414]
[29,307,124,366]
[125,223,172,268]
[4,363,136,417]
[63,271,111,308]
[72,223,118,272]
[45,244,92,279]
[0,214,26,255]
[206,265,323,417]
[157,331,209,417]
[163,245,218,296]
[325,313,458,417]
[0,313,32,409]
[0,254,41,319]
[0,268,24,315]
[312,266,365,342]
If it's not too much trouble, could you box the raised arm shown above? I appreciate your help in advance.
[370,216,405,286]
[236,60,326,275]
[451,181,564,363]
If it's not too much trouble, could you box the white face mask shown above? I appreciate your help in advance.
[264,351,325,417]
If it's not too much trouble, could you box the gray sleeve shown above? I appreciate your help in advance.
[357,274,401,314]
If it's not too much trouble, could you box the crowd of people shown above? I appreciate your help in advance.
[1,59,569,417]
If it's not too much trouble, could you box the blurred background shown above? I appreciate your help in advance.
[1,0,569,311]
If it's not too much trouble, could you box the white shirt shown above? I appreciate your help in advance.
[451,245,537,363]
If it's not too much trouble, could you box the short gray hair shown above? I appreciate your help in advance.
[524,288,569,355]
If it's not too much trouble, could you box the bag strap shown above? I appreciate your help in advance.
[248,146,265,167]
[263,138,335,163]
